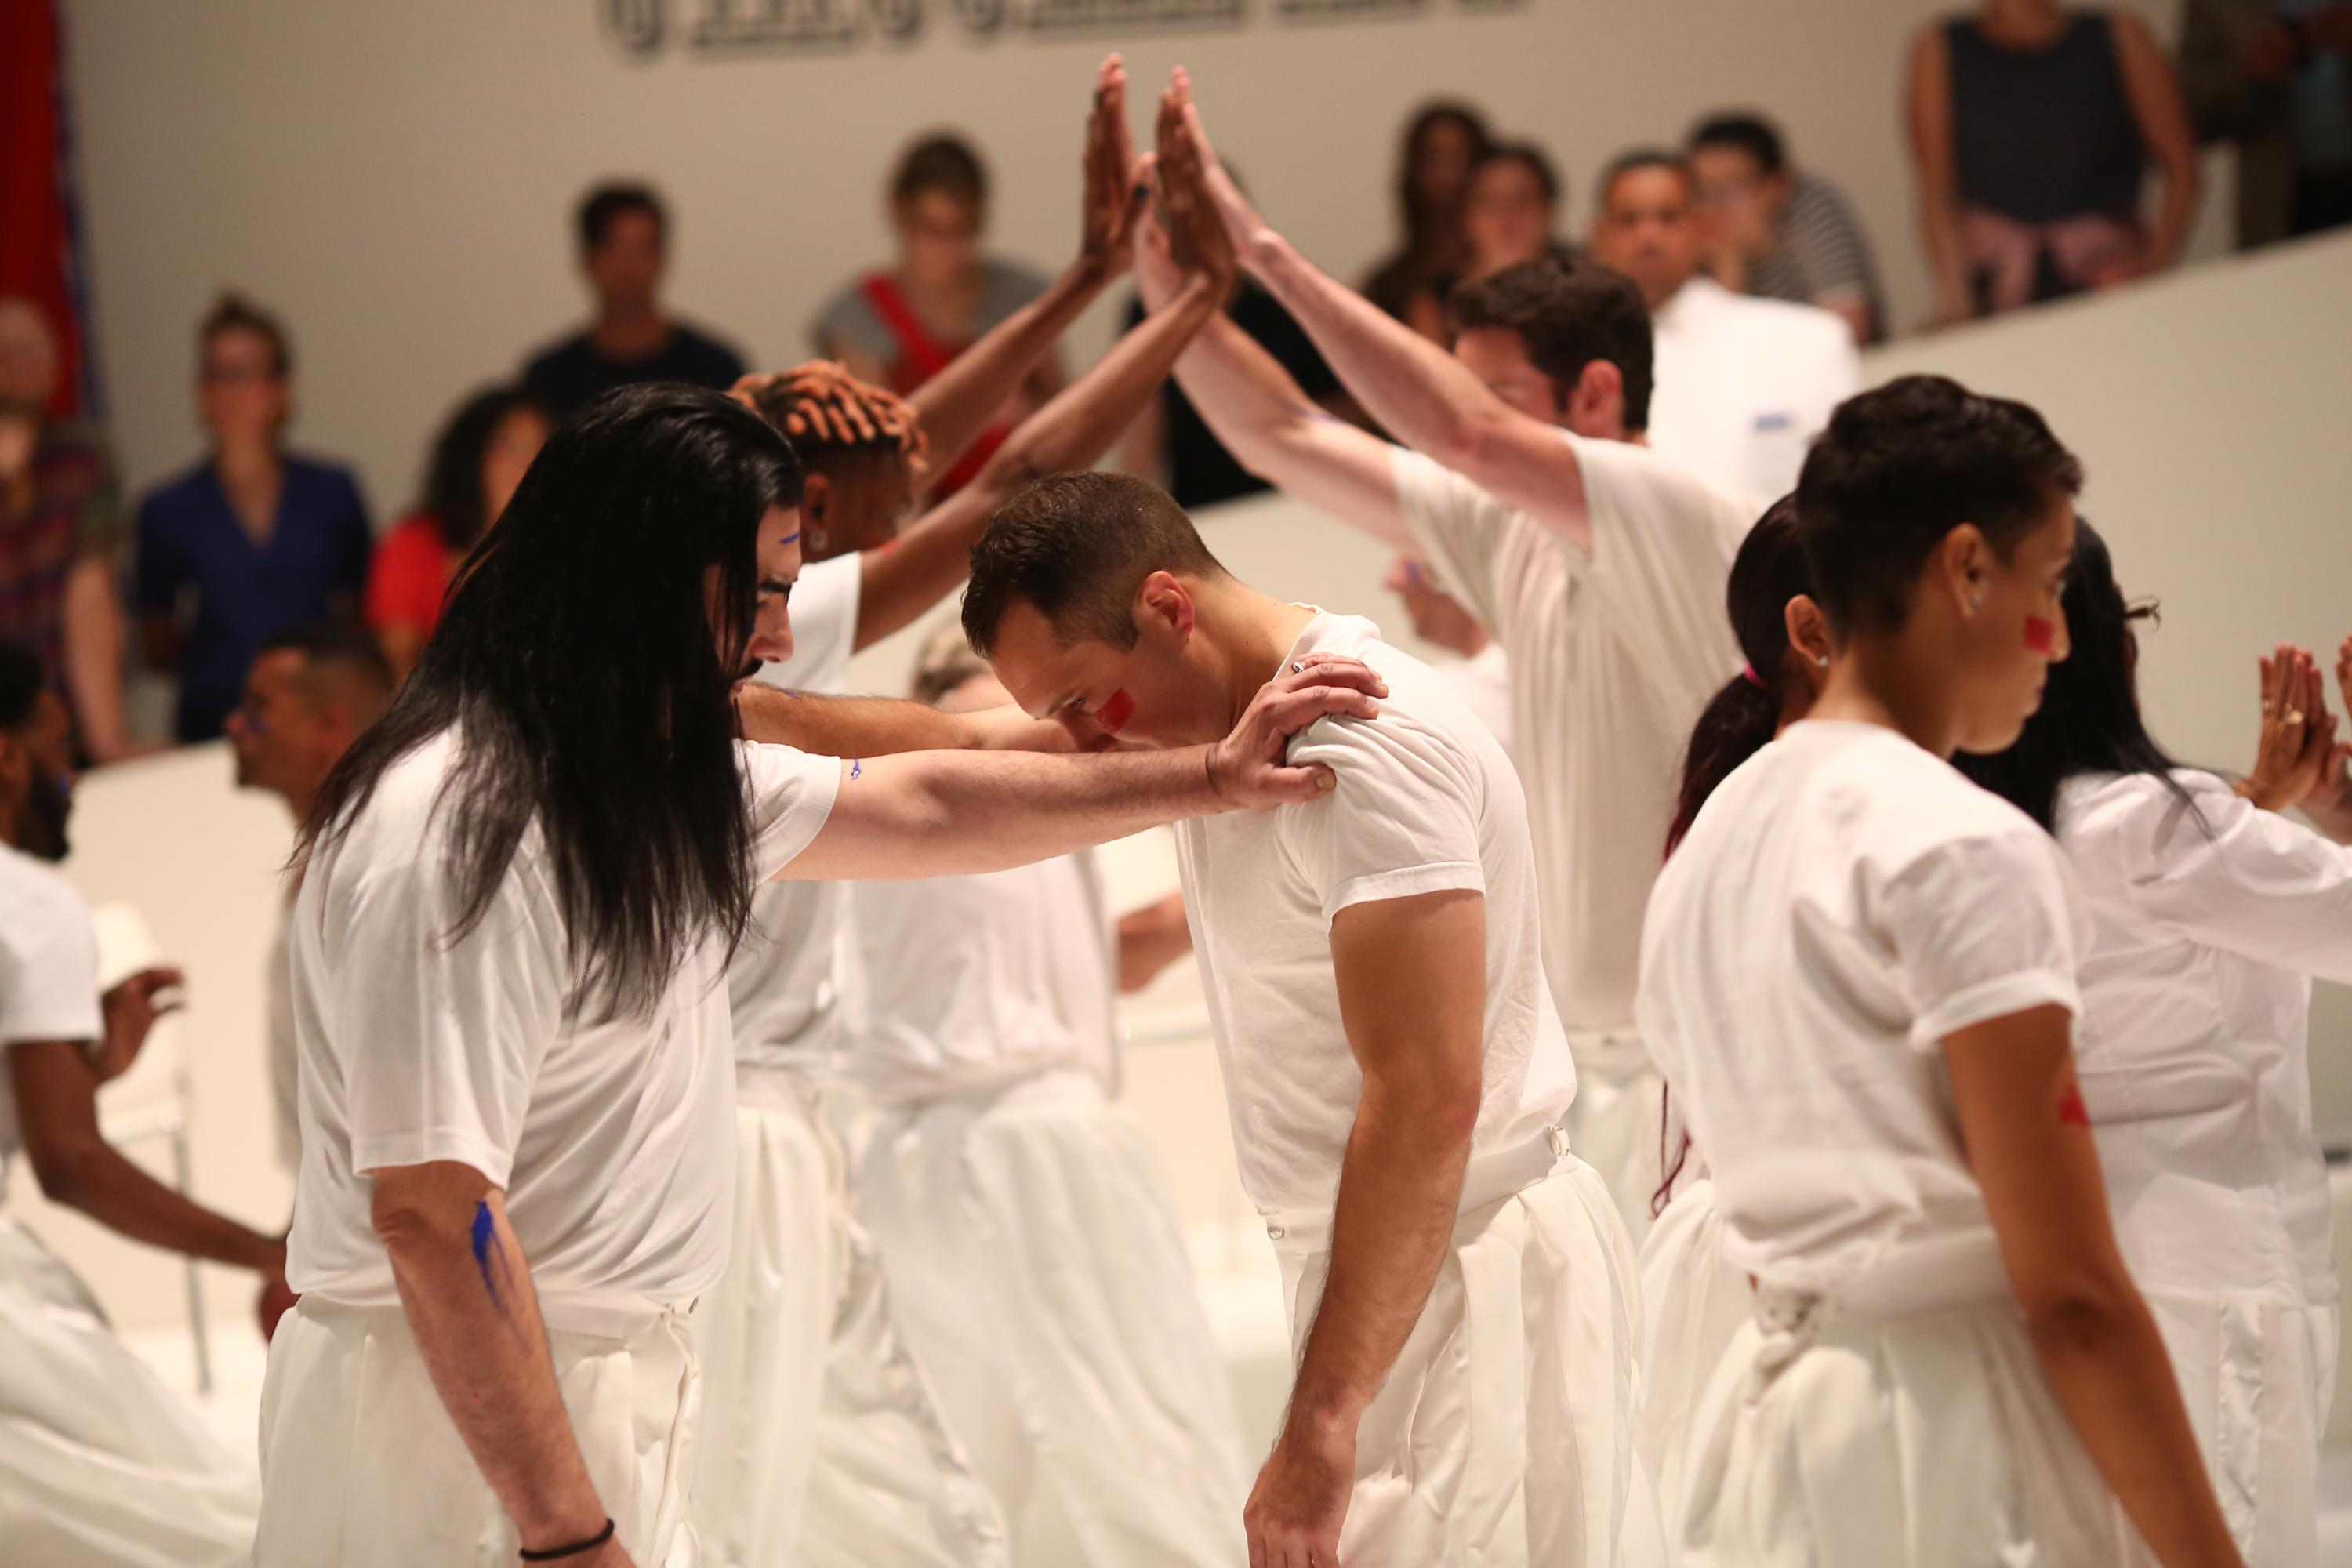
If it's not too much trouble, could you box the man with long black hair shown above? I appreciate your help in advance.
[252,382,1380,1568]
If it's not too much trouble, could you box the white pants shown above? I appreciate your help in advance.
[1275,1155,1659,1566]
[1633,1177,1751,1542]
[691,1068,1005,1568]
[1680,1264,2154,1566]
[2144,1290,2338,1568]
[0,1217,257,1567]
[1566,1030,1666,1248]
[857,1071,1250,1567]
[255,1294,699,1566]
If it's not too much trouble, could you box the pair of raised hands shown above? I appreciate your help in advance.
[2240,637,2352,818]
[1077,58,1269,302]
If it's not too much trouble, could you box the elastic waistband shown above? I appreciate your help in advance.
[1262,1120,1572,1259]
[304,1290,692,1341]
[1754,1234,2013,1333]
[878,1065,1108,1121]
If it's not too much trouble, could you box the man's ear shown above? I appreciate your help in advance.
[1134,570,1197,645]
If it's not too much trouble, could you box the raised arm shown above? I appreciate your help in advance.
[904,56,1144,479]
[1946,1008,2242,1568]
[1165,71,1592,548]
[1246,888,1486,1563]
[371,1161,630,1566]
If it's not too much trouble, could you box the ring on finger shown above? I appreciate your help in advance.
[1290,661,1305,674]
[2285,709,2307,725]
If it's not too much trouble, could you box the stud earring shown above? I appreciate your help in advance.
[1969,593,1984,612]
[808,528,830,553]
[1813,653,1829,668]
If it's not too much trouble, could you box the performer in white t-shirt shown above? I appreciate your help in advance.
[0,642,269,1567]
[957,449,1650,1560]
[1958,526,2352,1568]
[253,383,1381,1568]
[1585,150,1857,506]
[1638,375,2240,1567]
[841,627,1249,1565]
[1132,71,1748,1242]
[1382,554,1515,764]
[695,61,1261,1568]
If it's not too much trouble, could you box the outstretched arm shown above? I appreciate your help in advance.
[1167,71,1592,549]
[905,55,1144,479]
[737,683,1068,757]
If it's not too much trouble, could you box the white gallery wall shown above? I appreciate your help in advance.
[62,0,2230,521]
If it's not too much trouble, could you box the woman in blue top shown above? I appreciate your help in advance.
[135,295,372,742]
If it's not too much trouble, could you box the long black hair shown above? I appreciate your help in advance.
[1665,497,1807,856]
[1955,520,2204,833]
[302,382,802,1022]
[419,384,547,552]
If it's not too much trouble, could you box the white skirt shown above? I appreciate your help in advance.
[1634,1177,1751,1541]
[691,1066,1004,1568]
[255,1294,699,1566]
[1564,1030,1666,1249]
[1274,1153,1658,1566]
[1679,1262,2154,1566]
[2143,1289,2338,1568]
[0,1216,258,1568]
[856,1069,1250,1566]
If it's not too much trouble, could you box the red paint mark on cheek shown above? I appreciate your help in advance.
[1098,688,1136,736]
[2024,615,2056,655]
[2059,1084,2091,1127]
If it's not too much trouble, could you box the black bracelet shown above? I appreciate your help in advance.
[520,1519,615,1561]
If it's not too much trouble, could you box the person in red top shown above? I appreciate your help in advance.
[365,386,549,681]
[811,133,1061,499]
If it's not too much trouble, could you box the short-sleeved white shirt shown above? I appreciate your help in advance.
[731,552,864,1075]
[1646,276,1859,507]
[1174,612,1577,1227]
[285,731,839,1306]
[1437,643,1514,767]
[1393,435,1748,1033]
[2059,771,2352,1308]
[267,906,299,1174]
[850,851,1116,1109]
[0,844,104,1185]
[1637,722,2088,1294]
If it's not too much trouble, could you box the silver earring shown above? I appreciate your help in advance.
[1969,593,1984,611]
[1813,653,1829,668]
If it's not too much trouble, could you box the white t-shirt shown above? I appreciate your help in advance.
[1637,722,2088,1294]
[1646,276,1858,508]
[2059,771,2352,1308]
[267,903,299,1174]
[731,552,864,1076]
[285,731,840,1307]
[851,851,1116,1109]
[1174,612,1577,1229]
[0,844,103,1184]
[1393,434,1748,1033]
[1437,643,1514,766]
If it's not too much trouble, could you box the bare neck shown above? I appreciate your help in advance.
[1193,580,1321,733]
[591,303,670,361]
[1804,633,1964,760]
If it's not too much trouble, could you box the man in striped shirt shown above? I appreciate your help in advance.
[1687,113,1887,345]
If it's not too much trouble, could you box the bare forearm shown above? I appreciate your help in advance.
[1288,1091,1472,1428]
[909,257,1111,476]
[46,1145,280,1271]
[2029,1298,2245,1566]
[2148,162,2200,268]
[383,1202,608,1552]
[63,560,132,758]
[988,273,1219,493]
[1920,198,1972,315]
[736,684,1064,756]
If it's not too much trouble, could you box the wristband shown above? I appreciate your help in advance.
[520,1518,615,1561]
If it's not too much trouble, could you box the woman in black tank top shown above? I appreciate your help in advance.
[1907,2,2201,320]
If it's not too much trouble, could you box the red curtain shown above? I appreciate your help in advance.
[0,0,96,420]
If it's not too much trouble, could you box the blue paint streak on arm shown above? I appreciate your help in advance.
[849,758,862,780]
[470,1199,507,1316]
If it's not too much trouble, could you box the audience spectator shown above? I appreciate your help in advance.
[520,182,746,418]
[365,385,549,681]
[0,298,136,763]
[812,133,1056,497]
[1459,142,1575,285]
[1363,101,1494,343]
[1907,1,2201,321]
[134,296,372,745]
[2180,0,2352,246]
[1587,151,1857,505]
[1686,112,1887,344]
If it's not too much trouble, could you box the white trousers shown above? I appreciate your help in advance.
[1679,1269,2154,1566]
[2144,1290,2338,1568]
[1566,1031,1666,1249]
[857,1071,1250,1567]
[1275,1156,1659,1566]
[691,1068,1005,1568]
[0,1217,257,1567]
[1633,1177,1751,1543]
[255,1294,700,1566]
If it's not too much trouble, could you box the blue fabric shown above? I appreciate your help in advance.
[134,456,373,741]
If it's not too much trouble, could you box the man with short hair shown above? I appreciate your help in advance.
[223,621,393,1210]
[0,639,274,1566]
[957,466,1644,1566]
[1588,148,1859,504]
[1130,72,1751,1243]
[1686,112,1886,345]
[520,182,747,418]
